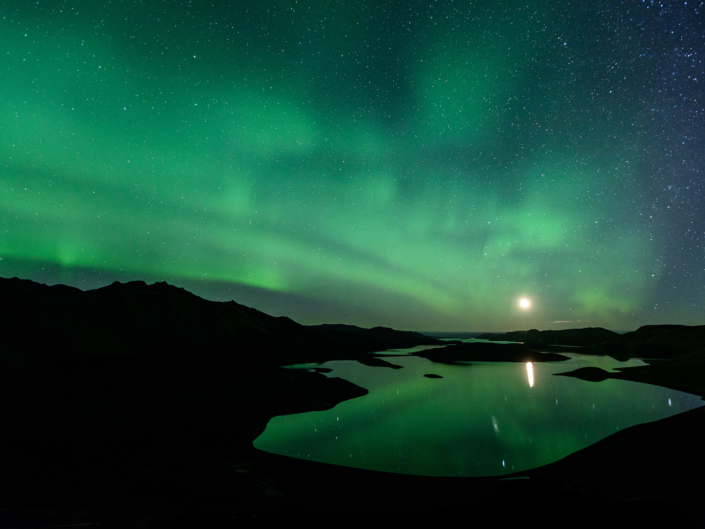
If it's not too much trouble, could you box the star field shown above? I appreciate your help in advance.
[1,0,704,331]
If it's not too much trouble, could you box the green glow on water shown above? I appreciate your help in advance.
[254,354,704,476]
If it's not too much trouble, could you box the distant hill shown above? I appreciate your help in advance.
[477,325,705,359]
[477,327,619,347]
[0,277,445,368]
[308,324,442,352]
[418,331,486,340]
[587,324,705,359]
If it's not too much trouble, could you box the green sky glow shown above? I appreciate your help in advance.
[2,1,702,330]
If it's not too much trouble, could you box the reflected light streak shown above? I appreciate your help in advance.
[526,362,534,388]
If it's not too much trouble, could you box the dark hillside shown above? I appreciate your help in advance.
[604,325,705,359]
[0,277,446,367]
[478,325,705,360]
[1,278,703,526]
[477,327,619,346]
[308,323,444,352]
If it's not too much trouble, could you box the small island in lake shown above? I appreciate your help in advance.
[411,341,571,363]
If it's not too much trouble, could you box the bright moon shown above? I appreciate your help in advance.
[519,298,531,309]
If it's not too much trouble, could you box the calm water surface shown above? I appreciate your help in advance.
[254,347,704,476]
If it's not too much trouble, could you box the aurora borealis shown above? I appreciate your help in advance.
[1,0,703,331]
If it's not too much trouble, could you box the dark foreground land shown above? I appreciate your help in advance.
[1,278,705,527]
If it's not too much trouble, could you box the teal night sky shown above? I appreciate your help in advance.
[1,0,704,331]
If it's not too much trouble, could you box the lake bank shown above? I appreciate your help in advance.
[3,354,703,527]
[255,353,702,477]
[2,279,705,527]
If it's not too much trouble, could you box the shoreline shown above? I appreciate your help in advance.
[2,279,704,526]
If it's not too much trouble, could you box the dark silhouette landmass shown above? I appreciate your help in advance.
[411,342,571,364]
[1,277,704,526]
[556,345,705,396]
[420,331,486,340]
[479,325,705,360]
[309,323,445,352]
[355,355,403,369]
[0,277,447,368]
[423,373,443,379]
[585,324,705,360]
[477,327,620,346]
[554,366,612,382]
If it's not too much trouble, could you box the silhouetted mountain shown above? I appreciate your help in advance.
[477,325,705,360]
[308,323,443,352]
[1,277,704,526]
[0,277,445,368]
[477,327,619,346]
[419,331,486,340]
[594,324,705,359]
[0,277,449,526]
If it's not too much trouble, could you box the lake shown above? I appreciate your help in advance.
[254,346,704,476]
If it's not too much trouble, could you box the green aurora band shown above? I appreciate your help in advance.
[0,1,693,330]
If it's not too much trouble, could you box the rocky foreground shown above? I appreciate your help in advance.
[1,278,704,527]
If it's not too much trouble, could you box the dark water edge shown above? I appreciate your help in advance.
[2,279,704,527]
[2,367,703,528]
[256,354,702,477]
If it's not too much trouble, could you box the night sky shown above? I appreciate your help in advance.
[1,0,704,331]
